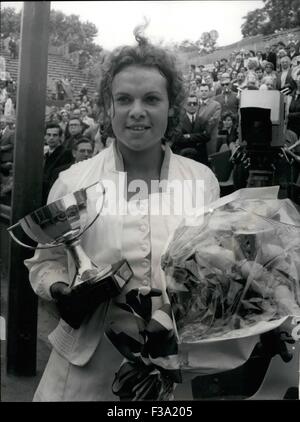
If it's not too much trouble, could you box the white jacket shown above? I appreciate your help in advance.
[25,142,220,366]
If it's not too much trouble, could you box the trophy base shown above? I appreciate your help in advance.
[57,260,133,329]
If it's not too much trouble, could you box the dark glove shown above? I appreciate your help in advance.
[50,260,133,329]
[257,328,295,363]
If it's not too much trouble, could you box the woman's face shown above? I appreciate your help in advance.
[265,65,272,73]
[265,78,274,90]
[223,116,233,129]
[110,65,170,152]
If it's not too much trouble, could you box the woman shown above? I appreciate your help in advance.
[263,61,277,85]
[256,50,265,68]
[24,32,220,401]
[217,111,238,152]
[260,75,276,91]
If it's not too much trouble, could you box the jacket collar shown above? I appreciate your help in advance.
[106,139,172,183]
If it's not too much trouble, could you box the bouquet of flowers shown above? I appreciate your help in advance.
[161,187,300,377]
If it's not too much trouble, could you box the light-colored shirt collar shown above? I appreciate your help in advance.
[187,111,196,122]
[112,140,171,182]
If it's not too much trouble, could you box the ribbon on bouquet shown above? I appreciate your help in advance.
[105,286,182,401]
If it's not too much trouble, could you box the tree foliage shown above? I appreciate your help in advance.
[241,0,300,37]
[0,7,21,38]
[174,30,219,55]
[0,7,102,56]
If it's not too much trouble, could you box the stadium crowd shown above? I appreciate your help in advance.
[1,35,300,204]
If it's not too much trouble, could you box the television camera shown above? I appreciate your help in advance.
[231,90,300,201]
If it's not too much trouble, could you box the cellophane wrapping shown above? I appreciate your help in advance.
[161,187,300,376]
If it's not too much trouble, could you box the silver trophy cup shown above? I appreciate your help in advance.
[7,182,133,291]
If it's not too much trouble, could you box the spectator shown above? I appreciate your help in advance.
[214,73,239,116]
[8,36,17,59]
[204,73,222,97]
[80,83,88,100]
[0,115,15,176]
[189,79,198,96]
[242,50,251,69]
[263,61,277,85]
[61,75,74,100]
[72,137,94,162]
[48,112,62,125]
[256,50,266,67]
[91,92,100,120]
[188,64,196,82]
[217,111,238,152]
[231,54,243,73]
[64,116,87,150]
[4,93,15,118]
[255,66,265,88]
[265,45,277,70]
[75,98,82,109]
[260,75,276,91]
[276,55,297,95]
[287,70,300,137]
[42,123,73,203]
[244,59,259,87]
[197,83,221,155]
[277,48,288,71]
[231,72,246,94]
[59,109,70,141]
[171,94,209,165]
[0,83,8,107]
[244,73,259,90]
[231,70,238,81]
[64,103,72,113]
[81,94,90,107]
[239,66,247,74]
[220,58,228,70]
[288,41,300,66]
[80,105,94,128]
[212,61,220,81]
[56,79,65,100]
[49,137,94,185]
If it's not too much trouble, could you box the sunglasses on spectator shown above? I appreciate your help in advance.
[187,101,198,106]
[221,83,230,86]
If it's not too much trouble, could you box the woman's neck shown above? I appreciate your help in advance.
[116,141,164,177]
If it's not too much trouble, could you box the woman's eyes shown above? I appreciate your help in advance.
[115,96,131,104]
[114,95,161,105]
[145,96,160,104]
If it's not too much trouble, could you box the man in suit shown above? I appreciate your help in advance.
[265,45,277,71]
[214,74,239,122]
[276,55,297,95]
[171,94,210,165]
[64,115,88,151]
[42,123,73,204]
[0,116,15,203]
[49,137,94,186]
[0,115,15,174]
[197,83,221,156]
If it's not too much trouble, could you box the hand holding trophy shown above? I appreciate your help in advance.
[7,181,133,328]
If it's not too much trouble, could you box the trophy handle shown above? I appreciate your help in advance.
[7,222,63,250]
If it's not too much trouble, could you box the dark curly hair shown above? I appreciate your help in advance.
[98,26,186,142]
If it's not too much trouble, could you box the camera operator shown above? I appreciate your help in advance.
[287,70,300,137]
[282,130,300,186]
